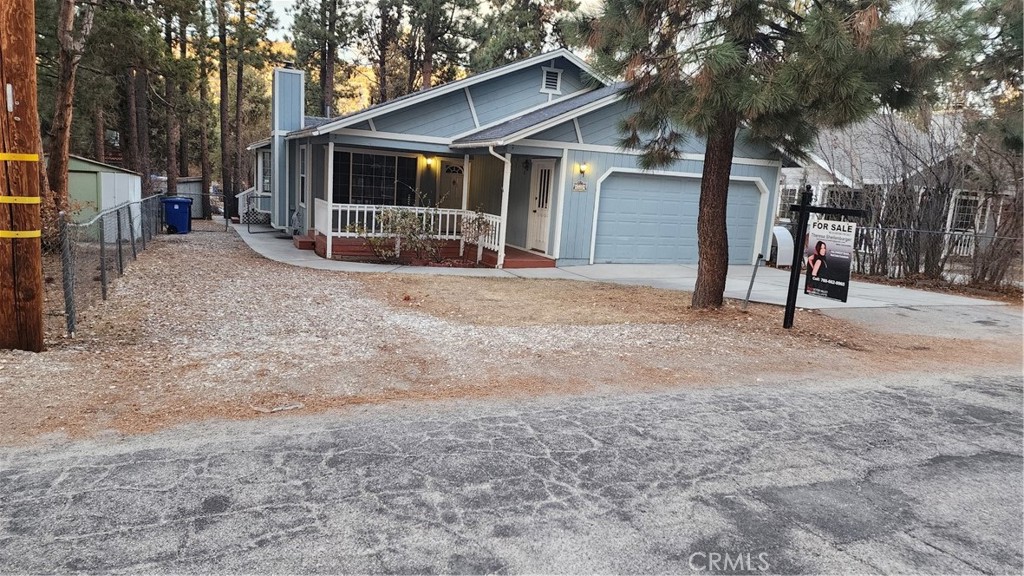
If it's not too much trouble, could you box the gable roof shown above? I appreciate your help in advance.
[799,113,963,186]
[451,82,625,148]
[289,49,606,139]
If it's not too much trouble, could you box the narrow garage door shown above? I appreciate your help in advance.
[593,173,760,264]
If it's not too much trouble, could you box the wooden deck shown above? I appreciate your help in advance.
[479,246,556,269]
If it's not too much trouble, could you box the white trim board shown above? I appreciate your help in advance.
[295,128,452,146]
[512,139,783,168]
[588,167,772,266]
[464,88,480,128]
[552,148,569,259]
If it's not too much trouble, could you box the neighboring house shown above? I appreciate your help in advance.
[248,49,782,268]
[777,112,1006,236]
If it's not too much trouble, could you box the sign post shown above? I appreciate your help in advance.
[782,186,867,329]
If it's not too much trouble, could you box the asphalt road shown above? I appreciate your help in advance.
[2,371,1021,574]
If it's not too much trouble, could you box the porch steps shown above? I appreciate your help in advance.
[480,246,556,269]
[293,232,315,250]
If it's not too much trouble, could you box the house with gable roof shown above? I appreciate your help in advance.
[245,49,783,268]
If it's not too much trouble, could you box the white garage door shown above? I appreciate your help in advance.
[593,173,760,264]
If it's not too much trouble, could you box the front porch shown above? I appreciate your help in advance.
[310,200,555,268]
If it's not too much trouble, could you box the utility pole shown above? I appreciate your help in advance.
[0,0,45,352]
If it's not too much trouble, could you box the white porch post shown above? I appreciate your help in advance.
[491,148,512,269]
[459,153,470,257]
[326,141,335,259]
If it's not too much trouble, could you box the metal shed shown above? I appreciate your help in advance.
[64,155,142,222]
[177,176,206,218]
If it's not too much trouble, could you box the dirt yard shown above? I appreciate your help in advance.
[1,222,1019,446]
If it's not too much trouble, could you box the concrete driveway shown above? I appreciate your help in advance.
[234,224,1003,311]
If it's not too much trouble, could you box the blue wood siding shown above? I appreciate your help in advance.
[373,90,477,137]
[574,101,780,164]
[555,56,595,94]
[734,130,780,160]
[531,121,578,143]
[469,60,592,126]
[272,70,304,133]
[468,154,504,215]
[506,159,531,247]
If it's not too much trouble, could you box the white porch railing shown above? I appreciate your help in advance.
[314,198,330,236]
[478,213,502,252]
[315,200,503,255]
[237,186,272,224]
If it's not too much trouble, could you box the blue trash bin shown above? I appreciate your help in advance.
[162,197,193,234]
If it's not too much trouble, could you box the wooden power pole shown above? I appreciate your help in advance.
[0,0,44,352]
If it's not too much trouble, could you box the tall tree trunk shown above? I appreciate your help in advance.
[421,35,433,90]
[136,68,152,195]
[92,103,104,162]
[321,0,337,116]
[199,1,213,218]
[691,110,739,308]
[233,0,245,195]
[178,16,190,177]
[124,69,140,173]
[45,0,97,212]
[376,37,388,103]
[217,0,231,217]
[164,20,179,197]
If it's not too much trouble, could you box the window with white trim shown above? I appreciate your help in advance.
[298,145,307,205]
[331,150,419,206]
[775,185,800,221]
[259,150,271,193]
[951,194,979,231]
[541,66,562,95]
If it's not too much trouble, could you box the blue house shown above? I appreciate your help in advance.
[247,49,782,268]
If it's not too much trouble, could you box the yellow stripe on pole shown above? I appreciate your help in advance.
[0,230,41,239]
[0,196,41,204]
[0,153,40,162]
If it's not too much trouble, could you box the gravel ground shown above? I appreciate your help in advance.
[1,221,1019,445]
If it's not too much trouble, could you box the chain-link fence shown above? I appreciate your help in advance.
[58,195,164,337]
[851,227,1023,286]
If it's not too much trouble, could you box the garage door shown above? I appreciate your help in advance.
[593,173,760,264]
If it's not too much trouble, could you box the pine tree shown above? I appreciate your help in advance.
[291,0,354,116]
[583,0,958,308]
[469,0,578,71]
[404,0,477,89]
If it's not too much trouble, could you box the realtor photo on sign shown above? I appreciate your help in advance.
[804,219,857,302]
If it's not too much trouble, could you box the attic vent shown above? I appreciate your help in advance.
[541,66,562,95]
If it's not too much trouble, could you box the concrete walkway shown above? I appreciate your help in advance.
[233,223,1003,310]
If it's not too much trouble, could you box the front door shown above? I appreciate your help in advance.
[527,159,554,253]
[440,160,464,207]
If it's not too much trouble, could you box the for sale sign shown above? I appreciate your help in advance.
[804,219,856,302]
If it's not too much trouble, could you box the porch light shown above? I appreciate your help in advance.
[578,162,589,175]
[426,157,434,167]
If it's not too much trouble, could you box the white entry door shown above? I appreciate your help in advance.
[527,159,554,253]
